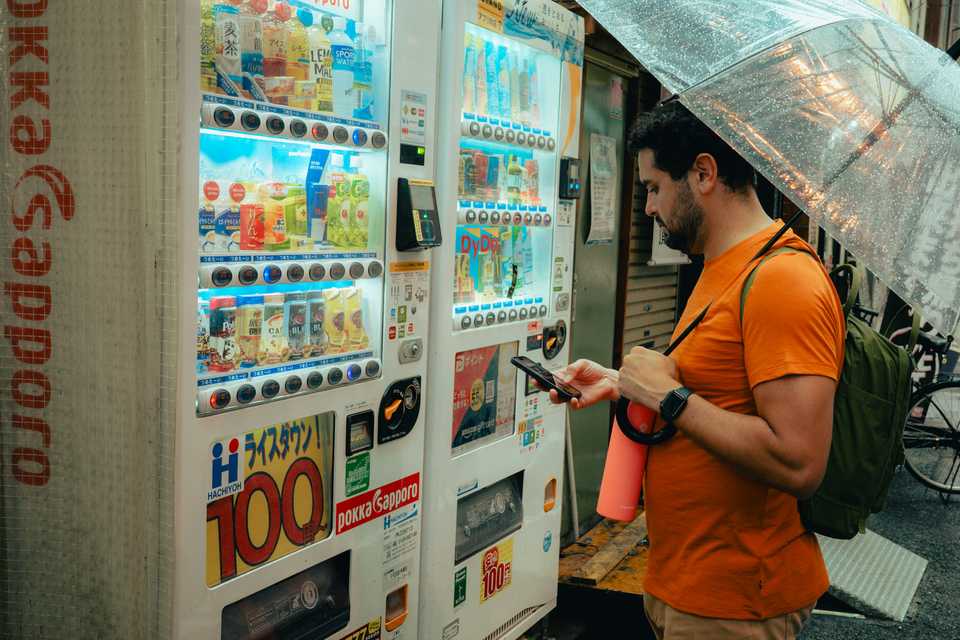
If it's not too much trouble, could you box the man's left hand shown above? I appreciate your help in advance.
[619,347,682,411]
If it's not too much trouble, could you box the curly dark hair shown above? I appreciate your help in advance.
[628,100,755,192]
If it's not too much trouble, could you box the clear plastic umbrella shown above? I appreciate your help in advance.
[576,0,960,333]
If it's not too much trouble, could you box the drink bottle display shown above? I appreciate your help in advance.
[238,0,266,94]
[308,16,334,112]
[215,3,243,91]
[287,8,311,82]
[262,1,290,80]
[236,294,264,368]
[329,17,355,118]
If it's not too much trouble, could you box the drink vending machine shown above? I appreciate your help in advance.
[421,2,584,639]
[0,1,440,638]
[177,0,441,637]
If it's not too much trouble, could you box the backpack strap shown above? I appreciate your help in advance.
[829,263,865,318]
[739,247,803,325]
[908,308,922,354]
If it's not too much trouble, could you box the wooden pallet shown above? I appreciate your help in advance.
[558,513,649,596]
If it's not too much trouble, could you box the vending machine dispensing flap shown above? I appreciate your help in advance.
[396,178,442,251]
[454,472,524,564]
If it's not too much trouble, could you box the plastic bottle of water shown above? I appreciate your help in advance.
[329,17,356,119]
[352,24,375,120]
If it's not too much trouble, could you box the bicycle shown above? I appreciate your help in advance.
[852,298,960,496]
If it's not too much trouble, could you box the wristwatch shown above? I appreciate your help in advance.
[660,387,693,423]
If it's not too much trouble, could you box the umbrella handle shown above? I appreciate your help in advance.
[615,398,676,445]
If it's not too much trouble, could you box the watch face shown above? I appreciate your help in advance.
[661,387,690,421]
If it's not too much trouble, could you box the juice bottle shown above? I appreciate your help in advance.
[509,51,521,122]
[507,155,522,205]
[483,38,499,118]
[475,34,488,116]
[324,155,352,248]
[259,293,287,364]
[201,0,218,91]
[236,295,264,368]
[524,160,539,205]
[214,2,243,90]
[288,8,312,81]
[308,17,334,112]
[209,296,238,372]
[329,17,356,118]
[239,182,264,251]
[306,291,327,357]
[528,59,540,127]
[518,58,531,125]
[199,180,219,253]
[260,182,290,251]
[238,0,266,95]
[197,299,211,373]
[462,33,477,113]
[323,289,347,353]
[345,288,369,351]
[284,292,307,360]
[348,169,370,249]
[496,45,512,120]
[283,185,311,250]
[352,24,375,120]
[262,1,290,78]
[472,151,489,201]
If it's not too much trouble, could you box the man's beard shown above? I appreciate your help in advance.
[660,181,704,255]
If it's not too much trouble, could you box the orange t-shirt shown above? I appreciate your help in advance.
[643,221,844,620]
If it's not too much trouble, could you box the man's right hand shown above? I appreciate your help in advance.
[545,359,620,410]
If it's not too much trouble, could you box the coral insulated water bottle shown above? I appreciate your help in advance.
[597,399,678,521]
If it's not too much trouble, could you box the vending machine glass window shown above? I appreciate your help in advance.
[452,23,563,331]
[196,2,396,416]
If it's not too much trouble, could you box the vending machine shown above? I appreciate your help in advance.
[175,0,441,638]
[420,2,584,639]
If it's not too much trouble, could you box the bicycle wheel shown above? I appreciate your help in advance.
[903,380,960,494]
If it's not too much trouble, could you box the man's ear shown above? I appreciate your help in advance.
[690,153,719,195]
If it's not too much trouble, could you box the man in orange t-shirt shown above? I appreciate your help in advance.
[548,102,844,638]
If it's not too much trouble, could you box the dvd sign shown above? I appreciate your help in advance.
[335,472,420,534]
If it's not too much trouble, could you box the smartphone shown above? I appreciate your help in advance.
[510,356,582,402]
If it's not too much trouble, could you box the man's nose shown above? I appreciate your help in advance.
[644,198,657,218]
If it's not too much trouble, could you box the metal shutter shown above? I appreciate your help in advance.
[622,171,678,353]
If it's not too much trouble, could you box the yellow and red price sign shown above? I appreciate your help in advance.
[480,538,513,602]
[205,414,334,587]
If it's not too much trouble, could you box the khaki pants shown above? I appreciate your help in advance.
[643,593,814,640]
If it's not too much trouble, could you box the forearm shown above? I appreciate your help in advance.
[673,394,815,497]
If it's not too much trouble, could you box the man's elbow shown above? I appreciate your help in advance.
[789,465,826,500]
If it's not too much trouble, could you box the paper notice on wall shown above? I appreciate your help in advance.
[587,134,617,245]
[649,223,691,266]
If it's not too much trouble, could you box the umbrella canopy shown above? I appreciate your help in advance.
[577,0,960,334]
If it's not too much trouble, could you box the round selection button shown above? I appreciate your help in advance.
[365,360,381,377]
[329,263,346,280]
[309,263,326,281]
[211,267,233,287]
[260,379,280,399]
[306,371,324,389]
[286,264,304,282]
[327,367,344,385]
[210,389,231,410]
[263,264,282,284]
[284,376,303,394]
[238,265,259,285]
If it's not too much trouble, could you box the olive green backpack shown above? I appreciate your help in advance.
[741,248,916,538]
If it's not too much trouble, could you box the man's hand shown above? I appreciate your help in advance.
[543,359,619,410]
[619,347,682,411]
